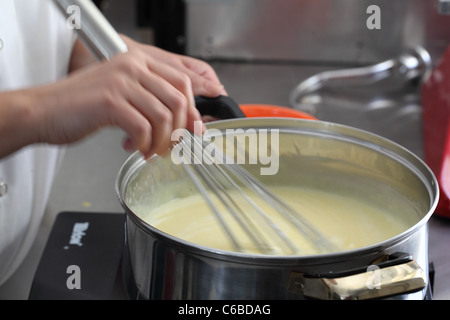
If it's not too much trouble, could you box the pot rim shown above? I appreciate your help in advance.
[116,118,439,265]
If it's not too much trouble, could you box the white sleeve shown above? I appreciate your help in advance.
[0,0,76,285]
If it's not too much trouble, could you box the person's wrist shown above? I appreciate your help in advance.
[12,88,46,145]
[0,90,41,157]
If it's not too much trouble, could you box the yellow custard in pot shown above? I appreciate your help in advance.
[130,186,417,255]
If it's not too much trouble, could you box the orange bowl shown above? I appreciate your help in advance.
[240,104,317,120]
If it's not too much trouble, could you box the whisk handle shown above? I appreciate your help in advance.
[195,95,246,120]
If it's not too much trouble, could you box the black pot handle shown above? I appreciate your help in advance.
[305,252,413,279]
[195,95,246,120]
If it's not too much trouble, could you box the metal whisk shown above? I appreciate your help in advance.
[172,129,337,255]
[53,0,336,255]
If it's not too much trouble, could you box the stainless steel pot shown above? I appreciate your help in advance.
[116,118,439,300]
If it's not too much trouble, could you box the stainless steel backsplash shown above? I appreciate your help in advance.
[185,0,450,65]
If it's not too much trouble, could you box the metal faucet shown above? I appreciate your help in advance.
[289,47,432,109]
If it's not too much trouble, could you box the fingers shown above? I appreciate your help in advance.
[106,94,153,156]
[193,80,227,97]
[95,47,225,157]
[140,56,196,131]
[127,81,174,156]
[178,55,227,97]
[137,54,203,155]
[123,36,226,97]
[111,51,202,157]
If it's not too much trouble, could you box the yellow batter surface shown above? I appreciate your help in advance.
[130,186,416,255]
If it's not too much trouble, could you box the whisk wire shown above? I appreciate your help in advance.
[226,162,337,252]
[189,133,299,254]
[174,130,337,254]
[178,134,275,253]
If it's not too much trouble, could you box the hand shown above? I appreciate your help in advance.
[1,40,226,159]
[122,36,227,98]
[119,37,228,152]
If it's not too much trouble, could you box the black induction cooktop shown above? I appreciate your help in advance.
[28,211,127,300]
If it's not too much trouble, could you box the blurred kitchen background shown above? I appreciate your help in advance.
[0,0,449,299]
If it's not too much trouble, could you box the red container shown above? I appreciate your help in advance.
[240,104,317,120]
[422,46,450,218]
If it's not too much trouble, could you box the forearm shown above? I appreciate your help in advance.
[0,90,40,158]
[0,39,96,158]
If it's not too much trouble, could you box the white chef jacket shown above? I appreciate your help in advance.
[0,0,77,285]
